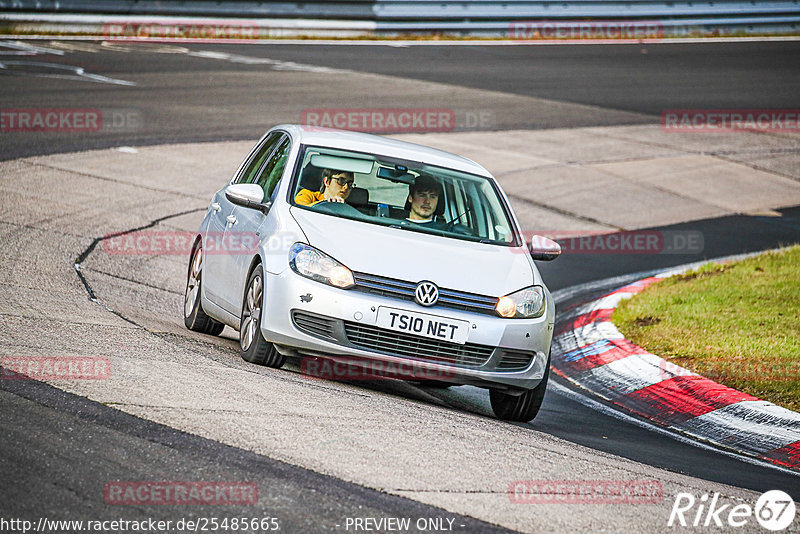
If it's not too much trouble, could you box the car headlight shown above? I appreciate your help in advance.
[495,286,546,318]
[288,243,354,289]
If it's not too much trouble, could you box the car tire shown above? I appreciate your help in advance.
[490,352,550,422]
[240,264,285,368]
[184,244,225,336]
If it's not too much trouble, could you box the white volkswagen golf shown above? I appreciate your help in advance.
[184,125,560,422]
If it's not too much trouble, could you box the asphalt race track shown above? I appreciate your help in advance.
[1,39,799,533]
[2,40,800,160]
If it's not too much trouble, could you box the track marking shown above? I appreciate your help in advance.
[40,41,104,53]
[0,60,137,85]
[0,40,65,55]
[184,49,349,72]
[30,40,350,74]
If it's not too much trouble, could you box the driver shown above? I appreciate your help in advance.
[295,169,355,206]
[407,174,444,224]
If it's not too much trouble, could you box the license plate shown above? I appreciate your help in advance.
[376,307,470,344]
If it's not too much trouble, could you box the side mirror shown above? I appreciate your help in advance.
[225,183,271,214]
[529,235,561,261]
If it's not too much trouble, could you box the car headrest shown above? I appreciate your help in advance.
[347,187,369,206]
[299,166,324,192]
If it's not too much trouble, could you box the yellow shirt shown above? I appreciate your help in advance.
[295,189,325,206]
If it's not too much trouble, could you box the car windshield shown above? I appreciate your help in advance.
[290,145,518,246]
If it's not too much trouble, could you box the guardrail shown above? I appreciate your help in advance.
[0,1,375,19]
[374,1,800,19]
[376,15,800,36]
[2,0,798,19]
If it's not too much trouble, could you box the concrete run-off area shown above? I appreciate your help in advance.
[394,125,800,233]
[0,124,798,533]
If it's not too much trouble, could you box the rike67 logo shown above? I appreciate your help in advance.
[668,490,796,531]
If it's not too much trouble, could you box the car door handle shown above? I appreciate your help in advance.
[211,202,221,212]
[226,215,237,225]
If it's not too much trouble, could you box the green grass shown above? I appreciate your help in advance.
[613,245,800,411]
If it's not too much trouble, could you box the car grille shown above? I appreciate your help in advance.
[352,272,498,316]
[343,321,494,368]
[496,350,535,371]
[292,311,337,341]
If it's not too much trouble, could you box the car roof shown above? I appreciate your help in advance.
[272,124,493,178]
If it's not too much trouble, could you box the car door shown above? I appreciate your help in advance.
[204,132,283,313]
[222,134,292,314]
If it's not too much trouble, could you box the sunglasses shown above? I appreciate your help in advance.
[331,176,355,188]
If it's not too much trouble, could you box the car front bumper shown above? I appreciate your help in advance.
[261,269,554,390]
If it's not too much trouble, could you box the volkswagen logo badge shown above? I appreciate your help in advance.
[415,281,439,307]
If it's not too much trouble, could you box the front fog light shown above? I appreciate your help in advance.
[289,243,354,289]
[495,286,546,318]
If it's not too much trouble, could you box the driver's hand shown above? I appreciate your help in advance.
[327,197,345,203]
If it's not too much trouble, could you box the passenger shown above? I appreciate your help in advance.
[295,169,354,206]
[407,174,444,224]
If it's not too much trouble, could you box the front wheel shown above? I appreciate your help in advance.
[184,244,225,336]
[490,353,550,422]
[240,264,285,368]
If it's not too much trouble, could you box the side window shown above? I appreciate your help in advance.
[234,132,282,184]
[256,136,291,200]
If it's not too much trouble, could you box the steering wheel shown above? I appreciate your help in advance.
[310,200,362,217]
[450,224,477,236]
